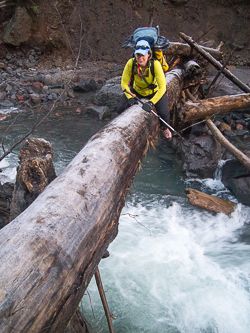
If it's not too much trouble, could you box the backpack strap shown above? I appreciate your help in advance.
[128,58,136,88]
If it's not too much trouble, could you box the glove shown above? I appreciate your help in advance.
[127,98,138,107]
[142,101,154,113]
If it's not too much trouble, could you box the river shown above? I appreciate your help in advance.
[1,101,250,333]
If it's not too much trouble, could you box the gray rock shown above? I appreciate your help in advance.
[86,105,111,120]
[30,94,41,105]
[94,79,123,113]
[222,160,250,206]
[174,135,221,178]
[73,78,97,92]
[0,100,15,107]
[0,83,6,92]
[0,92,6,100]
[223,129,236,137]
[234,130,249,136]
[5,84,12,92]
[44,74,54,86]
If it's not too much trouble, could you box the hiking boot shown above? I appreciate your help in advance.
[162,128,172,140]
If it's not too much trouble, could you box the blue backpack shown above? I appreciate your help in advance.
[133,27,158,47]
[122,26,170,50]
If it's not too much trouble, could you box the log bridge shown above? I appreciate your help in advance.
[0,71,184,332]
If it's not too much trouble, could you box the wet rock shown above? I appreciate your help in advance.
[86,105,111,120]
[0,100,15,107]
[222,160,250,206]
[73,78,97,92]
[4,7,32,46]
[174,135,221,178]
[231,113,242,120]
[223,129,236,137]
[234,129,249,136]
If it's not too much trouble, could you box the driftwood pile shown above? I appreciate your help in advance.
[170,32,250,215]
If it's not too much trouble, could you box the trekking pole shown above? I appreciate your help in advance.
[123,89,184,139]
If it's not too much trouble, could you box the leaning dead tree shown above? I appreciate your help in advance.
[0,69,185,332]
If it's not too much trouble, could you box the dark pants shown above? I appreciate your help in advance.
[117,88,170,129]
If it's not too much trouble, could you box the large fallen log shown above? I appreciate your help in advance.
[185,188,237,215]
[0,69,185,332]
[179,32,250,94]
[165,69,184,110]
[0,110,158,333]
[178,93,250,123]
[164,42,222,60]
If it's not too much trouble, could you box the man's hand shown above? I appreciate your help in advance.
[127,98,138,106]
[142,101,154,113]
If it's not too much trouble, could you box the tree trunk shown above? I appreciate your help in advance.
[178,93,250,123]
[10,137,56,221]
[164,42,222,60]
[179,32,250,94]
[0,109,158,333]
[0,68,185,333]
[165,69,184,110]
[184,188,237,215]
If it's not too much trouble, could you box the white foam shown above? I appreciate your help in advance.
[81,199,250,332]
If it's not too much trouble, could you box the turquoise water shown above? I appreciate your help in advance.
[1,108,250,333]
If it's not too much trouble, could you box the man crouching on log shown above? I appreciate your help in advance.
[117,39,172,140]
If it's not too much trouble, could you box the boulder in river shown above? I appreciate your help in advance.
[86,105,111,120]
[222,159,250,206]
[174,135,221,178]
[94,77,123,113]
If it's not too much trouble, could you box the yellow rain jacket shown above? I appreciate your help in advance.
[121,58,167,105]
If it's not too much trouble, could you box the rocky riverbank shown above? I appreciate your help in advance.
[0,52,123,118]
